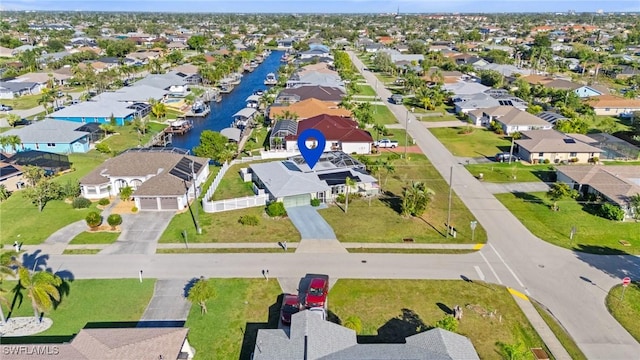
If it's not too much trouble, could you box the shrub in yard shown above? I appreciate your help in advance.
[435,315,458,332]
[239,215,260,226]
[85,211,102,228]
[335,194,346,204]
[266,202,286,217]
[598,203,625,221]
[98,198,110,206]
[72,197,92,209]
[543,159,551,164]
[107,214,123,230]
[131,206,138,213]
[95,142,111,154]
[310,198,321,207]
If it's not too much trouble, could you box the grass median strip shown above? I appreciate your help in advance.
[606,283,640,343]
[62,249,102,255]
[157,248,287,254]
[532,300,588,360]
[346,248,475,254]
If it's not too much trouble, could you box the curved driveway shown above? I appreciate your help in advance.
[348,52,640,359]
[39,54,640,360]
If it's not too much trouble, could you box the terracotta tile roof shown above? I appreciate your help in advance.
[285,114,373,143]
[586,95,640,109]
[269,98,352,119]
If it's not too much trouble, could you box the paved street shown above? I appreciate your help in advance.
[348,52,640,359]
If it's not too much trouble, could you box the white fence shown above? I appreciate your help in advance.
[204,193,269,213]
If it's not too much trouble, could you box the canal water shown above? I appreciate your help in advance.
[171,50,284,152]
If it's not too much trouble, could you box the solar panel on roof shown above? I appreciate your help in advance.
[563,138,576,144]
[169,168,192,181]
[317,171,360,186]
[282,161,301,172]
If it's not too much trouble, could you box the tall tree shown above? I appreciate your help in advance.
[344,177,357,214]
[23,179,62,212]
[193,130,237,163]
[546,182,578,211]
[0,251,20,323]
[22,165,46,187]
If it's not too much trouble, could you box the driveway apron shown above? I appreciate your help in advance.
[139,279,191,327]
[99,212,175,255]
[286,205,336,240]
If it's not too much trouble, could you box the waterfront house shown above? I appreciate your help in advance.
[269,98,351,120]
[0,119,92,154]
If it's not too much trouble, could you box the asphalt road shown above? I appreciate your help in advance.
[348,52,640,359]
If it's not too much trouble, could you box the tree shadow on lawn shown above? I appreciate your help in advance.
[238,295,281,360]
[573,245,640,284]
[379,191,402,214]
[357,308,430,344]
[511,191,545,204]
[531,168,556,183]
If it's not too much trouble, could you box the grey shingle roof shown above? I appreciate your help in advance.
[50,100,136,118]
[253,311,479,360]
[92,85,167,102]
[2,119,89,143]
[134,72,187,90]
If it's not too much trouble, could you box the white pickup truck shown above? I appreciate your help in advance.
[374,139,398,148]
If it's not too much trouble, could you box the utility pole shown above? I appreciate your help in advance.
[446,166,453,239]
[404,110,410,159]
[191,160,202,235]
[508,136,515,165]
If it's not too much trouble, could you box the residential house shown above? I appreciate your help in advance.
[454,91,527,114]
[444,81,490,97]
[0,327,194,360]
[172,64,202,84]
[422,67,468,84]
[15,71,72,87]
[286,71,345,91]
[299,48,331,60]
[80,150,209,211]
[536,111,567,125]
[0,119,93,154]
[270,114,372,154]
[585,95,640,117]
[49,100,146,126]
[39,50,72,64]
[557,165,640,219]
[0,81,39,99]
[473,62,531,77]
[249,151,378,207]
[515,130,602,164]
[364,43,385,53]
[126,49,162,64]
[467,106,551,133]
[167,41,188,50]
[269,98,352,120]
[379,49,424,65]
[253,310,479,360]
[277,38,295,49]
[134,71,188,91]
[92,84,166,103]
[276,85,345,104]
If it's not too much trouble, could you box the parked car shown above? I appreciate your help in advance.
[495,152,518,162]
[280,293,300,325]
[53,106,66,112]
[308,307,326,320]
[0,104,13,111]
[56,91,64,98]
[304,277,329,308]
[389,94,403,104]
[374,139,399,148]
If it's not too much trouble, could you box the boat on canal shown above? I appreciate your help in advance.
[264,72,277,85]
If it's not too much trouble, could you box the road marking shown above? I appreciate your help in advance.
[508,288,529,300]
[474,266,485,281]
[479,251,502,284]
[473,243,485,250]
[489,243,526,289]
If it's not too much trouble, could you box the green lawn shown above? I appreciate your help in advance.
[465,163,556,183]
[69,231,119,244]
[532,300,587,360]
[319,154,486,243]
[209,163,255,201]
[3,279,155,340]
[353,85,376,96]
[372,105,398,125]
[606,283,640,343]
[6,94,43,110]
[329,280,548,360]
[184,278,282,360]
[590,116,630,133]
[159,206,300,243]
[243,126,269,153]
[496,192,640,254]
[62,249,101,254]
[100,122,167,153]
[430,127,513,157]
[0,152,107,246]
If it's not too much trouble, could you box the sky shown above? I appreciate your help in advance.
[1,0,639,14]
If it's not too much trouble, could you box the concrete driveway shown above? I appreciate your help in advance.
[286,205,336,240]
[99,212,175,255]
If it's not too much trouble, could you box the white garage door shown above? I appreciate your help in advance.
[159,197,179,210]
[283,194,310,208]
[139,197,158,210]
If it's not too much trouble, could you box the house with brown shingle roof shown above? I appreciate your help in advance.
[80,150,209,211]
[0,327,194,360]
[556,165,640,218]
[585,95,640,117]
[276,85,345,104]
[468,106,552,134]
[269,98,352,120]
[515,130,602,164]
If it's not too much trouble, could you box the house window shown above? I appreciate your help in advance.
[47,143,56,147]
[538,152,544,157]
[570,152,577,157]
[605,108,610,111]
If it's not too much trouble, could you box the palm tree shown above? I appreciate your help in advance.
[401,181,435,217]
[3,135,21,153]
[17,267,62,320]
[344,177,357,213]
[373,123,386,141]
[38,88,55,114]
[0,251,19,323]
[187,277,216,315]
[151,102,167,119]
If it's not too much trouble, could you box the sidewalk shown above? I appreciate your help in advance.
[153,242,481,249]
